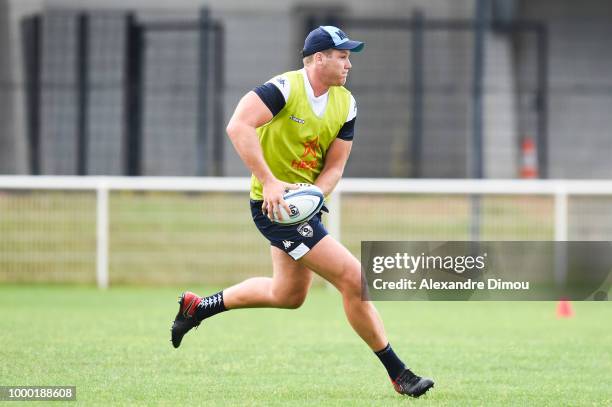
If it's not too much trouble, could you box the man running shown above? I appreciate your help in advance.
[171,25,434,398]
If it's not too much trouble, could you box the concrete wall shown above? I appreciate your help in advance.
[0,0,479,177]
[0,0,11,172]
[2,0,611,179]
[519,0,612,179]
[2,0,44,174]
[0,0,23,174]
[483,32,518,178]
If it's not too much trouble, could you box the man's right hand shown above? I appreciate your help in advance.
[261,179,299,222]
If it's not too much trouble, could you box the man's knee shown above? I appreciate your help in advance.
[270,281,309,309]
[339,259,363,297]
[274,290,308,309]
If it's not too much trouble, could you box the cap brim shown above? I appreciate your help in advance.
[334,40,364,53]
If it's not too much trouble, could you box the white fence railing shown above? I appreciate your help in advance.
[2,176,612,288]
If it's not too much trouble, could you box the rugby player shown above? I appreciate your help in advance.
[171,26,434,398]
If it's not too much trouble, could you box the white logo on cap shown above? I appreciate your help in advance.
[321,26,349,46]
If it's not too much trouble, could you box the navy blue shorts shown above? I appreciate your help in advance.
[250,200,328,260]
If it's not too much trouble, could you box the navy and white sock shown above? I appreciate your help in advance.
[194,291,227,322]
[374,343,406,380]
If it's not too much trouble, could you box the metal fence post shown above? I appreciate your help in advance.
[21,15,42,175]
[410,10,425,178]
[213,22,225,176]
[554,185,568,286]
[96,180,109,289]
[470,0,489,242]
[76,12,89,175]
[536,23,549,179]
[197,8,211,176]
[124,13,143,176]
[554,185,568,241]
[327,190,342,242]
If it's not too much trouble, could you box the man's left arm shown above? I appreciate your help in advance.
[315,138,352,196]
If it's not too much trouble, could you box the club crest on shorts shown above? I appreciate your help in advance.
[297,222,313,238]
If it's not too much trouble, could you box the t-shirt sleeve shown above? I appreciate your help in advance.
[253,74,290,117]
[337,94,357,141]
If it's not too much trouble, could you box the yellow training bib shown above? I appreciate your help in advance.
[250,70,351,200]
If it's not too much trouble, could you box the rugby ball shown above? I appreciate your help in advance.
[272,184,325,225]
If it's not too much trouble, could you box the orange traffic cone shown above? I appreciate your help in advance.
[556,299,574,318]
[520,137,538,179]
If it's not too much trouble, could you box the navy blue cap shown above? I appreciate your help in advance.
[302,26,365,57]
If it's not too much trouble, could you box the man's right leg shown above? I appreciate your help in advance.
[171,246,312,348]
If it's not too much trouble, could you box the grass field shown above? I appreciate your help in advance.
[1,284,610,406]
